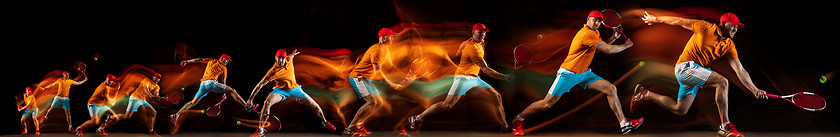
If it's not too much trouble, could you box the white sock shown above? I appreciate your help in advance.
[620,119,628,127]
[514,115,524,121]
[721,122,730,128]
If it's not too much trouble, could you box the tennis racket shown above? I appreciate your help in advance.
[206,95,227,117]
[76,61,87,73]
[601,9,627,40]
[766,92,826,112]
[246,104,282,131]
[165,92,184,104]
[512,44,533,69]
[15,95,25,110]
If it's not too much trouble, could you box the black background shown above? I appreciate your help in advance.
[6,0,838,134]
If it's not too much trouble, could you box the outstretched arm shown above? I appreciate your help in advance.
[593,39,634,54]
[641,11,694,31]
[72,76,88,85]
[477,59,509,80]
[41,81,59,89]
[287,49,301,59]
[248,77,271,103]
[374,63,407,89]
[728,59,767,99]
[180,58,211,67]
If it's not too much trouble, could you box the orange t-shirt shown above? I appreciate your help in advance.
[55,78,76,97]
[454,38,486,77]
[88,82,119,106]
[201,59,228,81]
[349,43,386,80]
[676,20,739,67]
[23,94,37,109]
[264,58,300,89]
[130,78,159,100]
[559,24,601,74]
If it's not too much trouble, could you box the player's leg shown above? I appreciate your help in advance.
[143,106,160,136]
[253,93,284,137]
[588,79,644,134]
[485,87,509,128]
[292,87,335,131]
[702,72,741,137]
[514,71,575,121]
[587,80,625,122]
[20,114,30,134]
[95,109,118,135]
[347,77,383,135]
[63,107,73,132]
[173,81,214,123]
[223,86,253,109]
[38,97,60,122]
[75,105,100,134]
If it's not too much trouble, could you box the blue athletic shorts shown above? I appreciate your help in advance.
[21,109,38,118]
[51,96,72,110]
[87,104,113,117]
[195,80,228,98]
[447,75,493,96]
[675,61,711,99]
[127,96,152,112]
[349,77,381,98]
[270,87,310,101]
[547,68,604,96]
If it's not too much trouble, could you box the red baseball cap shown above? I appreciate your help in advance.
[472,23,489,32]
[275,49,287,58]
[62,71,70,75]
[26,87,32,91]
[378,28,396,37]
[106,74,116,79]
[720,12,744,28]
[220,54,232,62]
[588,10,603,20]
[153,73,162,77]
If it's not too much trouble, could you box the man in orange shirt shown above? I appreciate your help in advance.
[19,87,41,135]
[74,74,121,136]
[342,28,395,136]
[247,49,336,137]
[106,73,163,136]
[407,23,510,134]
[39,71,87,133]
[509,10,642,135]
[171,54,253,134]
[633,12,768,137]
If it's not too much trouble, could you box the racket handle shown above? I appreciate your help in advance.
[765,93,780,99]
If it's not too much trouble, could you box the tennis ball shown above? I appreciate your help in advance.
[820,76,827,83]
[537,34,543,40]
[200,110,205,113]
[639,61,645,67]
[236,121,241,125]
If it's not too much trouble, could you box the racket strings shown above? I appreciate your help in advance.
[791,95,826,109]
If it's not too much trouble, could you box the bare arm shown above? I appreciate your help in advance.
[374,63,405,89]
[641,11,694,31]
[180,58,211,67]
[248,77,271,103]
[41,81,59,89]
[287,49,301,59]
[477,58,508,80]
[728,59,767,99]
[593,39,634,54]
[73,76,87,85]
